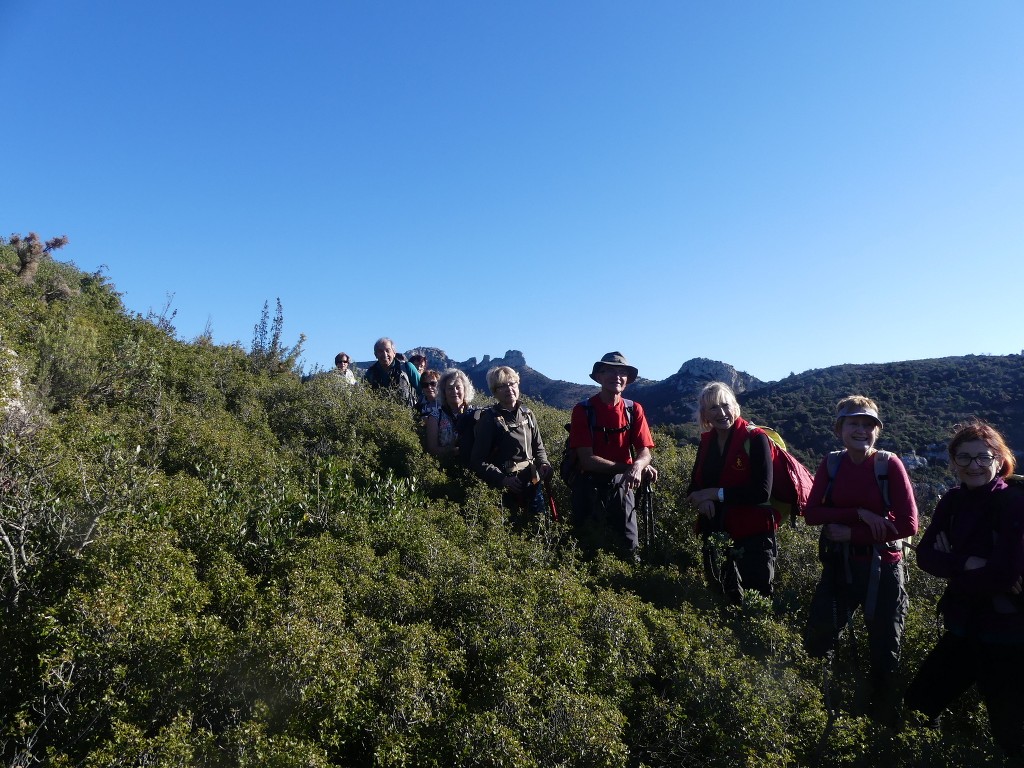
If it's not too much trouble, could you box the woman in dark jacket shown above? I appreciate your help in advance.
[686,381,775,603]
[470,366,553,525]
[904,421,1024,761]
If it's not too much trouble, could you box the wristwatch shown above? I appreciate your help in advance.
[717,488,724,503]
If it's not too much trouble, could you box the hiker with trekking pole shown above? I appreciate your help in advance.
[469,366,554,527]
[687,382,777,603]
[903,421,1024,761]
[801,396,918,726]
[565,352,657,563]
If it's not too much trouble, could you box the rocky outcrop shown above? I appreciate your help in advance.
[624,358,764,425]
[401,348,528,376]
[673,358,762,394]
[0,341,42,436]
[900,451,930,471]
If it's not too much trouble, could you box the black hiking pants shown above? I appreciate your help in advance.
[571,474,637,558]
[803,548,908,711]
[905,632,1024,761]
[502,479,550,529]
[722,531,777,603]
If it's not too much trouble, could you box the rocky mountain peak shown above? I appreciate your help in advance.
[675,358,762,394]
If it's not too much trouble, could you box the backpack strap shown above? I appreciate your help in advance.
[392,362,416,407]
[582,398,634,442]
[491,404,536,462]
[874,449,893,510]
[823,450,845,506]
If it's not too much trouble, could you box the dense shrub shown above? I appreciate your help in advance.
[2,244,1018,767]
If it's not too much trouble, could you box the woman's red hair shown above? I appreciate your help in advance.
[949,421,1016,477]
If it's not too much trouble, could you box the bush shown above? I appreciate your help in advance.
[3,249,1015,767]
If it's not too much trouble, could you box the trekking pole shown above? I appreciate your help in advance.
[543,477,559,522]
[645,480,655,551]
[813,652,838,763]
[636,480,651,551]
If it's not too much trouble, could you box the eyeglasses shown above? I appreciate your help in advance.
[339,360,350,364]
[498,382,519,390]
[422,382,439,388]
[954,453,997,468]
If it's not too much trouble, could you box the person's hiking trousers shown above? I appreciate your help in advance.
[571,473,637,558]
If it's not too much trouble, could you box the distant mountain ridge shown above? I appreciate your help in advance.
[358,348,763,415]
[361,347,1024,464]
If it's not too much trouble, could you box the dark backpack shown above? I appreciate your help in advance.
[824,448,913,553]
[558,399,634,485]
[824,449,895,509]
[457,404,539,470]
[455,406,482,468]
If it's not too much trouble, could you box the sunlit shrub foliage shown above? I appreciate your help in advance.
[0,240,1017,767]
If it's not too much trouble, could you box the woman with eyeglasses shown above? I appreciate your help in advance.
[415,369,441,422]
[424,369,474,460]
[470,366,553,525]
[904,421,1024,759]
[801,395,918,725]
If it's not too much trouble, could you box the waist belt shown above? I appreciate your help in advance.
[582,471,615,485]
[505,460,532,475]
[827,540,901,561]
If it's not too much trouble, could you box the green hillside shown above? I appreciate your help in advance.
[0,237,1012,766]
[737,358,1024,466]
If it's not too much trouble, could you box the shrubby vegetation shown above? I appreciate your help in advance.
[0,236,1016,766]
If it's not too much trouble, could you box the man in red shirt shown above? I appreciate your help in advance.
[568,352,657,560]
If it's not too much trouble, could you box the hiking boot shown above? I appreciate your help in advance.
[619,547,641,566]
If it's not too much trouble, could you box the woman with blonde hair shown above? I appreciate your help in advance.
[802,395,918,724]
[424,369,475,460]
[470,366,552,524]
[905,421,1024,759]
[686,381,776,603]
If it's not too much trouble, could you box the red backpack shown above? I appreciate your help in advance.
[745,423,815,525]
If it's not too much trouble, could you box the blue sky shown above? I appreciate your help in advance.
[3,2,1022,386]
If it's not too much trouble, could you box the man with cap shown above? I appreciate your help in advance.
[568,352,657,560]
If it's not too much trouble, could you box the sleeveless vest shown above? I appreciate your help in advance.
[693,417,779,538]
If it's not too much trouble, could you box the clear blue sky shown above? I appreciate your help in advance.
[3,2,1022,386]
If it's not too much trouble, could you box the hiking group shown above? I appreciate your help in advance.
[345,339,1024,761]
[358,344,659,560]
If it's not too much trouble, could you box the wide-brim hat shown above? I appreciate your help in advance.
[835,405,883,429]
[590,351,638,384]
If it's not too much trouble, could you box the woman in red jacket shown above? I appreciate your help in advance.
[687,382,776,603]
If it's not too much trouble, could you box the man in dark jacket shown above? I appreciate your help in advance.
[364,337,420,408]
